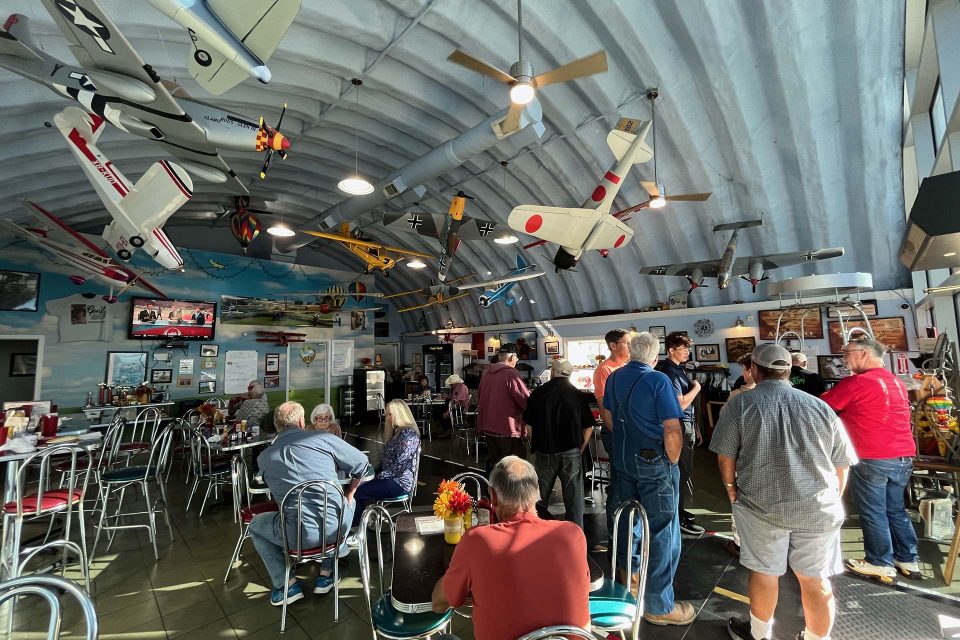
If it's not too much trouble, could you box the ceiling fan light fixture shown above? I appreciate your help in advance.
[494,234,519,245]
[406,259,427,269]
[338,176,375,196]
[510,80,535,105]
[267,222,295,237]
[649,183,667,208]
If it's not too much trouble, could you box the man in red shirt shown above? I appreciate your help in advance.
[593,328,630,547]
[822,337,921,580]
[432,456,591,640]
[477,344,530,471]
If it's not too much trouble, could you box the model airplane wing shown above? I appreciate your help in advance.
[186,0,300,95]
[454,214,500,240]
[299,230,434,259]
[455,270,545,291]
[508,205,633,251]
[639,259,723,278]
[728,247,845,273]
[397,292,471,313]
[383,211,444,238]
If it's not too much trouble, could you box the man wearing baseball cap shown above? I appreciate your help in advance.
[710,343,855,640]
[477,343,530,471]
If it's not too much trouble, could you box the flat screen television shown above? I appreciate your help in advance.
[129,296,217,340]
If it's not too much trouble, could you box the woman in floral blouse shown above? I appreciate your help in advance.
[350,399,421,529]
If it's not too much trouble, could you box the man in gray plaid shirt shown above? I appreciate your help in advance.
[710,344,855,640]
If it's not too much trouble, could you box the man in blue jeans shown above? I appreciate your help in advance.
[594,328,630,546]
[602,331,695,626]
[822,337,922,580]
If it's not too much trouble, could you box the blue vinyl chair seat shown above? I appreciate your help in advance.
[372,592,452,638]
[379,494,410,502]
[100,466,158,482]
[589,579,638,628]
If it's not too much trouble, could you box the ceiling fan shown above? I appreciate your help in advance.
[447,0,608,133]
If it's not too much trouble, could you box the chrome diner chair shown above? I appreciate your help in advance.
[223,455,277,583]
[514,626,595,640]
[185,426,233,517]
[0,574,98,640]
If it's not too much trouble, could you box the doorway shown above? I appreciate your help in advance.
[0,335,44,404]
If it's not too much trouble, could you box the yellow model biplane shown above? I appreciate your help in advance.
[300,224,434,276]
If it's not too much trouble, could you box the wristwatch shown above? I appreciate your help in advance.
[723,482,735,488]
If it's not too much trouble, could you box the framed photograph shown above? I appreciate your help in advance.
[695,344,720,363]
[659,341,666,356]
[499,330,538,360]
[201,358,217,370]
[827,317,908,354]
[105,351,148,386]
[374,354,383,366]
[818,355,853,381]
[177,376,193,387]
[544,340,560,356]
[9,353,37,377]
[649,326,666,338]
[725,336,757,363]
[0,270,41,312]
[200,369,217,381]
[150,369,172,384]
[200,344,219,357]
[199,380,216,394]
[827,299,878,318]
[263,375,280,389]
[758,308,824,340]
[487,346,494,354]
[413,353,422,365]
[265,352,280,375]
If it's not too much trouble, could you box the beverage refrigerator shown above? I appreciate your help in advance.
[352,369,385,423]
[422,343,453,391]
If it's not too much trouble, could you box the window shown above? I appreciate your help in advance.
[567,339,605,368]
[930,77,946,152]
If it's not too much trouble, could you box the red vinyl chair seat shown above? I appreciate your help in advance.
[288,542,338,558]
[240,501,279,525]
[118,441,150,452]
[3,489,82,514]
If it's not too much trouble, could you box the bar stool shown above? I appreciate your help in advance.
[515,626,595,640]
[449,402,475,455]
[117,407,162,465]
[373,446,421,513]
[0,574,98,640]
[415,401,432,442]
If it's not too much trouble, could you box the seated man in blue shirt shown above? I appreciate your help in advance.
[248,401,369,606]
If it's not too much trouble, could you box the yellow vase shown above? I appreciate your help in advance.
[443,515,463,544]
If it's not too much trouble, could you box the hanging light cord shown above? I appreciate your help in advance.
[651,97,658,186]
[354,84,360,175]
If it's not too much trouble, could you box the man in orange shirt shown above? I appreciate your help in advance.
[594,328,631,547]
[432,456,591,640]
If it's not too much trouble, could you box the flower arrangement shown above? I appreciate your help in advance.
[197,401,225,424]
[595,354,606,364]
[433,479,472,518]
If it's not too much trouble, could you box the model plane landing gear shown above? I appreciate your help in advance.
[117,249,132,260]
[130,235,145,247]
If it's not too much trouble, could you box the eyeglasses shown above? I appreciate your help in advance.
[672,346,690,352]
[315,415,332,422]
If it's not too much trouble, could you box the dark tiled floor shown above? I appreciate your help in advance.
[4,421,960,638]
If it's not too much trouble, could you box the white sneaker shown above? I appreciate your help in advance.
[845,558,896,579]
[346,532,360,548]
[894,560,923,579]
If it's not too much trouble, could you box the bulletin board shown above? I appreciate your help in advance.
[224,350,259,394]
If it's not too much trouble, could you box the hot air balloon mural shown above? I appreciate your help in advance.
[325,285,346,310]
[300,344,317,366]
[229,197,262,253]
[349,281,367,303]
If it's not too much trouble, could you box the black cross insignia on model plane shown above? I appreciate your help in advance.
[652,267,668,275]
[407,215,423,230]
[69,71,97,91]
[478,222,495,236]
[55,0,115,54]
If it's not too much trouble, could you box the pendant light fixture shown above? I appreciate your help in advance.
[647,89,666,209]
[338,78,375,196]
[267,210,295,237]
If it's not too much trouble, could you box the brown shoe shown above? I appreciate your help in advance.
[643,602,696,626]
[616,568,639,598]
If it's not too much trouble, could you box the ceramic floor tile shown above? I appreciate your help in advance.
[154,581,217,617]
[173,617,240,640]
[307,612,370,640]
[163,597,229,639]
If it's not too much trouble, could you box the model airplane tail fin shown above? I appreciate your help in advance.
[713,219,763,232]
[606,118,652,163]
[123,160,194,232]
[516,253,528,270]
[54,106,108,146]
[0,14,42,59]
[504,296,515,308]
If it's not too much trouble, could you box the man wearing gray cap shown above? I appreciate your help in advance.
[524,358,594,527]
[711,343,855,640]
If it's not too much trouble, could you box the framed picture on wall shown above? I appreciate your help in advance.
[0,270,41,312]
[265,353,280,374]
[827,317,908,353]
[264,375,280,389]
[649,326,666,338]
[414,353,422,364]
[9,353,36,377]
[176,376,193,387]
[374,354,383,366]
[499,330,538,360]
[199,380,216,394]
[544,340,560,356]
[758,308,824,340]
[659,341,666,356]
[105,351,147,386]
[200,344,219,357]
[725,336,756,363]
[695,344,720,363]
[818,355,853,381]
[150,369,172,384]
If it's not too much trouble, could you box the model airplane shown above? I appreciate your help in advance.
[145,0,300,94]
[0,5,291,190]
[255,330,306,346]
[286,287,384,313]
[2,200,166,302]
[382,274,476,313]
[383,191,505,281]
[508,117,654,271]
[476,254,541,308]
[54,107,190,271]
[299,224,434,276]
[638,219,845,293]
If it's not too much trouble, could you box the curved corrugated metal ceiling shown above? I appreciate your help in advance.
[0,0,907,332]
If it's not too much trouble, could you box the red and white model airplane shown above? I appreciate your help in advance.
[54,106,192,271]
[1,200,166,302]
[507,117,654,270]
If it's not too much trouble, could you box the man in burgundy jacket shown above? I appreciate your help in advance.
[477,344,530,471]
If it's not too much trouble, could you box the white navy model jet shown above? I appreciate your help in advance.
[638,219,844,293]
[55,107,192,271]
[0,3,292,189]
[145,0,300,94]
[507,117,653,271]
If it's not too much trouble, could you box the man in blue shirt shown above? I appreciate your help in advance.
[249,402,369,606]
[602,332,696,626]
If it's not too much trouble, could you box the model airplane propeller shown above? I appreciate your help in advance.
[447,0,607,133]
[258,103,290,180]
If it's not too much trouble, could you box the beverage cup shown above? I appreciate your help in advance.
[42,413,58,438]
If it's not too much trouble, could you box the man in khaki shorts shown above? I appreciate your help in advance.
[710,344,855,640]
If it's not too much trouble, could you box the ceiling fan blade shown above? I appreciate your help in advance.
[664,192,712,202]
[533,50,607,88]
[447,49,515,84]
[501,103,523,134]
[639,181,659,197]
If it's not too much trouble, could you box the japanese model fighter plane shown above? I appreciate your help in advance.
[383,191,505,281]
[1,200,166,302]
[55,107,190,271]
[507,117,654,271]
[0,3,291,190]
[299,224,434,276]
[638,219,845,293]
[145,0,300,95]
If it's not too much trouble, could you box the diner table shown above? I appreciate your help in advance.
[390,507,604,614]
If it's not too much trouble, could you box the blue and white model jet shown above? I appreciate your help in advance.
[476,254,543,308]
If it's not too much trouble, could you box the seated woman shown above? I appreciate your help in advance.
[228,380,270,427]
[308,403,343,438]
[350,399,421,532]
[439,374,470,437]
[414,375,431,397]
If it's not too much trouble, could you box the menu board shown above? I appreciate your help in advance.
[332,340,354,376]
[826,317,908,354]
[758,307,824,340]
[224,350,258,394]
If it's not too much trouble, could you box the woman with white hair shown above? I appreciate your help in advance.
[229,380,270,427]
[348,399,421,538]
[439,374,470,437]
[308,403,343,438]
